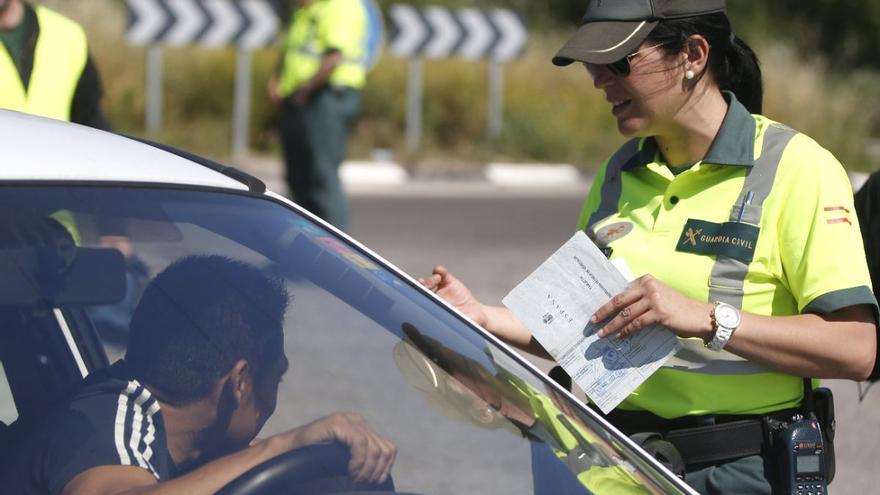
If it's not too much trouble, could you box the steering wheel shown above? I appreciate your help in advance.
[216,442,398,495]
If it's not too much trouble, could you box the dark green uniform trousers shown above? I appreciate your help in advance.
[280,86,361,230]
[685,454,775,494]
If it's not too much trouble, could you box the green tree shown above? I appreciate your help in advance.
[763,0,880,70]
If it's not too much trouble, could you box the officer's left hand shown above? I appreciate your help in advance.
[591,274,714,341]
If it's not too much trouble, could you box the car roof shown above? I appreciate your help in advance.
[0,110,247,191]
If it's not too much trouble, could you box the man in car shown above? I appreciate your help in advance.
[2,254,396,494]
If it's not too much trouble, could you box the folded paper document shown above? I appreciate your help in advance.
[503,231,681,413]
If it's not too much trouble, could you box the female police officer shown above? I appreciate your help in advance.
[420,0,878,492]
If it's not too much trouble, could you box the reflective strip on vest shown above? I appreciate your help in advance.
[0,6,87,121]
[586,126,797,375]
[708,124,797,306]
[668,124,796,375]
[586,138,641,238]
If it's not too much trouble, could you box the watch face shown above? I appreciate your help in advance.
[715,304,741,328]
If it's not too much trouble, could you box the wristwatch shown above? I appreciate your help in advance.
[706,301,741,351]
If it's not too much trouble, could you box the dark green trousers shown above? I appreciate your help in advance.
[685,454,775,494]
[280,87,361,230]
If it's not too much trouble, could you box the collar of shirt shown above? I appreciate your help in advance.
[625,91,757,171]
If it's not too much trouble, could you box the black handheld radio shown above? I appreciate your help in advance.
[775,414,827,495]
[774,378,831,495]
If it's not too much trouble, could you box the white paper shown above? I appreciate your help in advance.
[502,231,682,413]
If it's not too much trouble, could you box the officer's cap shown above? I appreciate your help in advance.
[553,0,726,66]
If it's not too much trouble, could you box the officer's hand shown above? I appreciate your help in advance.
[591,274,714,341]
[281,413,397,484]
[267,76,283,106]
[292,88,311,107]
[419,265,488,327]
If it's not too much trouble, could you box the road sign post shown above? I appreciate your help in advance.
[405,58,423,154]
[389,4,527,152]
[146,46,163,135]
[487,61,502,138]
[233,48,252,157]
[125,0,279,154]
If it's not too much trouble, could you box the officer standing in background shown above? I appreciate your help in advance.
[268,0,367,231]
[0,0,108,129]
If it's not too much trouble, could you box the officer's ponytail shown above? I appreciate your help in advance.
[647,13,764,114]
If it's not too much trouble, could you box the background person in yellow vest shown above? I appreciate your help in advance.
[267,0,367,231]
[0,0,108,129]
[420,1,878,493]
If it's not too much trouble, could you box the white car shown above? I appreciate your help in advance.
[0,111,695,494]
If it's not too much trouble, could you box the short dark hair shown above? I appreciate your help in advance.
[648,13,764,114]
[126,255,289,404]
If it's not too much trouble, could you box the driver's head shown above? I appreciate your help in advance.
[126,255,290,446]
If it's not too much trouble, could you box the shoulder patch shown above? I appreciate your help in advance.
[823,205,853,226]
[594,221,633,245]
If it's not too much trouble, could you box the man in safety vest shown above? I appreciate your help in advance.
[0,0,108,129]
[268,0,368,231]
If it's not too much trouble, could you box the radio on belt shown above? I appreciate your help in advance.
[775,414,828,495]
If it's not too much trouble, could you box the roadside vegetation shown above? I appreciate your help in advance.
[44,0,880,171]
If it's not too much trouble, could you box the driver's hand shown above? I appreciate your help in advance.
[284,413,397,484]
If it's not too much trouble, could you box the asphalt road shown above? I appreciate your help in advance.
[343,183,880,495]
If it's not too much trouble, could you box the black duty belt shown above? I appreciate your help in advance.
[602,407,801,466]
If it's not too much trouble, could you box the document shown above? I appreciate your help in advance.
[502,231,681,414]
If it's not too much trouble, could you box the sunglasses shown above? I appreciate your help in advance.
[584,42,670,78]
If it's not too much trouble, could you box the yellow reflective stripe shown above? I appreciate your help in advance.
[707,124,797,308]
[665,339,769,375]
[659,126,797,376]
[0,6,87,121]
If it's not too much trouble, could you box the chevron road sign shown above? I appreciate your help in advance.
[125,0,280,49]
[389,4,527,62]
[126,0,282,158]
[388,4,527,151]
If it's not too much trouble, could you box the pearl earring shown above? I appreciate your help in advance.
[685,69,695,80]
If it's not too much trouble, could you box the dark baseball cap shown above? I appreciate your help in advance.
[552,0,726,66]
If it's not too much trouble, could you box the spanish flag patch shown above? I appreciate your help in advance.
[824,206,852,225]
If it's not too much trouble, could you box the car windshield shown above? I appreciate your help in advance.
[0,185,685,494]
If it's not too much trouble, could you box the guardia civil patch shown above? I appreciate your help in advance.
[677,219,759,263]
[594,221,633,245]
